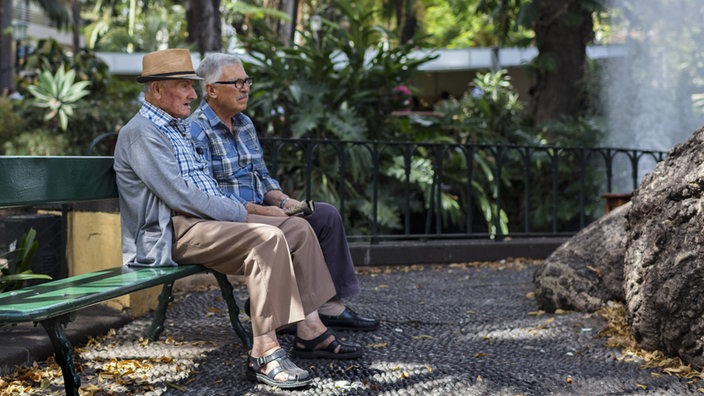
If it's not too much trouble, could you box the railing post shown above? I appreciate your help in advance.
[337,141,348,224]
[404,143,414,236]
[371,142,380,244]
[464,145,475,235]
[434,145,444,235]
[578,148,587,229]
[494,145,504,240]
[522,146,532,233]
[551,149,559,233]
[304,140,315,200]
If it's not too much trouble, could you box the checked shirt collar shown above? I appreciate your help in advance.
[140,101,225,198]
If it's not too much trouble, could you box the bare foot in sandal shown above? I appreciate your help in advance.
[246,347,311,388]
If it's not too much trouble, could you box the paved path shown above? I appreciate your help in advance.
[2,261,702,395]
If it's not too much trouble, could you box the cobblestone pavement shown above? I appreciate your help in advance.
[6,261,704,395]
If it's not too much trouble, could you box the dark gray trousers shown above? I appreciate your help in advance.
[306,202,361,299]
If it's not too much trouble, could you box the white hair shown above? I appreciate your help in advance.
[196,53,244,97]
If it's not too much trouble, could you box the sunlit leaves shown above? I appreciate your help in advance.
[26,66,90,131]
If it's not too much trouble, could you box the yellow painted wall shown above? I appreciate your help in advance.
[65,211,159,317]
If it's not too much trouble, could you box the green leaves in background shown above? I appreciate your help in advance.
[27,66,90,131]
[0,228,50,293]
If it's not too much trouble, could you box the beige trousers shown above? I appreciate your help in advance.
[171,214,335,336]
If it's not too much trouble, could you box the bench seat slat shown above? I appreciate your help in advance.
[0,265,204,323]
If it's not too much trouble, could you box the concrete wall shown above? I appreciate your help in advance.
[65,211,159,318]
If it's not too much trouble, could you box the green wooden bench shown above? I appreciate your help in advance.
[0,156,252,396]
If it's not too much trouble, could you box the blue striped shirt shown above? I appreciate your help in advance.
[189,100,281,204]
[140,102,225,198]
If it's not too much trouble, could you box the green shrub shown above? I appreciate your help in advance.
[66,79,142,152]
[244,0,436,141]
[14,39,141,154]
[0,98,28,154]
[0,228,50,293]
[433,70,533,144]
[3,129,75,155]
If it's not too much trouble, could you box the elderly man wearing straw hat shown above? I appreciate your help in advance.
[114,48,363,389]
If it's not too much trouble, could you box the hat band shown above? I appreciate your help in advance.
[144,70,197,78]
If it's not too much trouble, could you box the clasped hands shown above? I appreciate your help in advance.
[247,198,315,217]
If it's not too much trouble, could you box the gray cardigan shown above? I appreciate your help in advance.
[114,111,246,267]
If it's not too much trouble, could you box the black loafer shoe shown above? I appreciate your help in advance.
[318,307,379,331]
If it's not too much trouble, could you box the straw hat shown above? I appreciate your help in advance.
[136,48,203,83]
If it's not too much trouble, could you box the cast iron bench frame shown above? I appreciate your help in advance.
[0,156,253,396]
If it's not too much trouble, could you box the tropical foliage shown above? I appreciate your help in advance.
[26,66,90,131]
[83,0,189,52]
[422,0,534,48]
[0,228,50,293]
[5,38,141,154]
[241,0,464,235]
[0,0,616,238]
[244,0,437,141]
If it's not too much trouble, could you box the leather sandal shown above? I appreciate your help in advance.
[291,328,363,359]
[245,347,312,389]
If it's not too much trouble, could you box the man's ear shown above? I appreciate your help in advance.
[150,81,163,98]
[205,83,217,99]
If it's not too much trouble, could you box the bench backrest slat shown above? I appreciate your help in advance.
[0,156,118,207]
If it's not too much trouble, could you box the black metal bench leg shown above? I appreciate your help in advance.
[211,271,253,349]
[40,316,80,396]
[147,282,174,341]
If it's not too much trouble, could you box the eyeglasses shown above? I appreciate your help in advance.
[212,77,253,89]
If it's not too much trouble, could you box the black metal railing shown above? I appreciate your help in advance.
[260,138,668,242]
[86,133,668,242]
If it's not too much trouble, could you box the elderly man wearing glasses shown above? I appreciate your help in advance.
[189,53,379,334]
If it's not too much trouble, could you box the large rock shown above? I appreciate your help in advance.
[533,203,629,312]
[624,127,704,369]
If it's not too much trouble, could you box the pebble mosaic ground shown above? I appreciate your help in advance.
[2,261,703,395]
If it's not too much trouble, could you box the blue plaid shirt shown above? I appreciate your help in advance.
[140,102,225,198]
[189,100,281,205]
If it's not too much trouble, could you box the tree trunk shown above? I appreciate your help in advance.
[531,0,593,130]
[71,0,80,55]
[278,0,298,45]
[0,0,13,94]
[400,1,416,44]
[186,0,222,56]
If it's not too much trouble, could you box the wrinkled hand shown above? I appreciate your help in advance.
[246,203,287,217]
[284,200,315,217]
[282,198,302,210]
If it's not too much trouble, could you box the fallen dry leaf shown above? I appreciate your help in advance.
[597,303,704,382]
[586,265,602,276]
